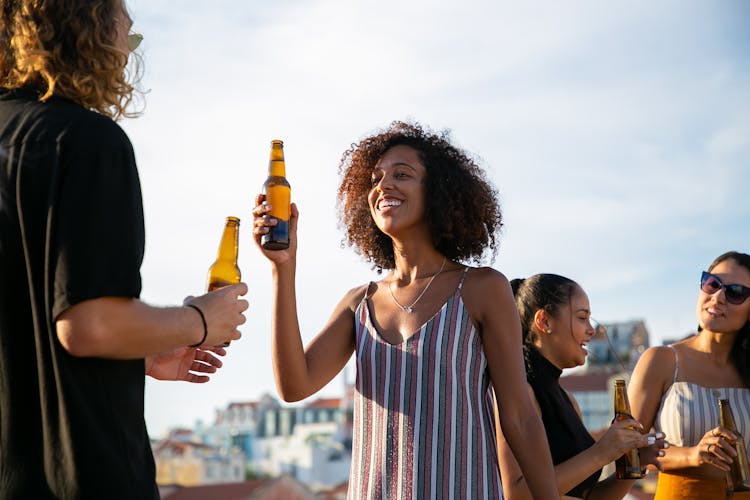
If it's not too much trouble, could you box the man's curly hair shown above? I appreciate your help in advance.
[0,0,142,120]
[337,121,503,270]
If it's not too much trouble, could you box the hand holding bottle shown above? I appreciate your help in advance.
[252,193,299,265]
[595,417,649,459]
[184,282,248,347]
[693,425,737,472]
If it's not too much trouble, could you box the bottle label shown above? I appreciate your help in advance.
[266,185,291,220]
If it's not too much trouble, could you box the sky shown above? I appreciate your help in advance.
[121,0,750,438]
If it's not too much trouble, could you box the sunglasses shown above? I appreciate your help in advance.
[700,271,750,305]
[128,32,143,52]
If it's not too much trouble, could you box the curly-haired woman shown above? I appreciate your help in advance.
[253,121,558,499]
[629,251,750,499]
[0,1,247,497]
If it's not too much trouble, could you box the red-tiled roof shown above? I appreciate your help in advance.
[160,477,316,500]
[153,440,214,453]
[160,480,270,500]
[306,397,342,409]
[226,401,258,410]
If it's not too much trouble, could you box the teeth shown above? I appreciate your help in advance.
[381,199,402,208]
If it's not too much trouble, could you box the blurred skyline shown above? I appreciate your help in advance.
[122,0,750,437]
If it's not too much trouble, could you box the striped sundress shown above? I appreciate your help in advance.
[655,345,750,448]
[654,344,750,499]
[348,268,503,500]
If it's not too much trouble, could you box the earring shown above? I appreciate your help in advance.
[546,329,552,334]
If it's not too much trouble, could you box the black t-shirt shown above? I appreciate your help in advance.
[526,347,601,498]
[0,87,157,499]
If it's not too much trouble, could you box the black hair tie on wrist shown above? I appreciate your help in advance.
[186,304,207,348]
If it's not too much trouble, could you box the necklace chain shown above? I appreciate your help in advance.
[388,258,447,313]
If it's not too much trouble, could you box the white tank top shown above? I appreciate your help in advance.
[655,345,750,447]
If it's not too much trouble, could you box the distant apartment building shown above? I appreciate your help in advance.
[154,392,353,491]
[153,434,245,486]
[586,319,650,371]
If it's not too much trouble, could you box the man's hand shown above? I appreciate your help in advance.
[146,346,227,383]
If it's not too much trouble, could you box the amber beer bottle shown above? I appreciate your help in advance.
[719,399,750,492]
[613,379,644,479]
[206,217,241,346]
[261,139,291,250]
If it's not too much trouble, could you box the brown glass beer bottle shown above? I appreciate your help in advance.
[719,398,750,493]
[613,379,644,479]
[261,139,291,250]
[206,216,241,346]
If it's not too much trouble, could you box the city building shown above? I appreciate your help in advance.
[586,319,650,371]
[153,434,246,486]
[155,393,352,491]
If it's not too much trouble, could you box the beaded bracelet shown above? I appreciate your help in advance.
[186,304,207,348]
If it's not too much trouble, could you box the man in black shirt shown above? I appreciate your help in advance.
[0,2,248,498]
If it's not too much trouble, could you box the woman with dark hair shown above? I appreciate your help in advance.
[629,251,750,499]
[497,274,664,499]
[252,121,558,498]
[0,1,247,497]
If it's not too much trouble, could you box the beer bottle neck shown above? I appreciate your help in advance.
[269,159,286,177]
[217,221,239,261]
[614,384,632,415]
[269,142,286,177]
[720,400,738,430]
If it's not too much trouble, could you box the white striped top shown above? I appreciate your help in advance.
[347,269,503,499]
[655,345,750,447]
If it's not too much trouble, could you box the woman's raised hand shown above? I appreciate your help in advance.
[252,193,298,263]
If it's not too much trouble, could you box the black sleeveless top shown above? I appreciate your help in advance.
[527,347,601,498]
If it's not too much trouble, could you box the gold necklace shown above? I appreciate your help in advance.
[388,258,447,313]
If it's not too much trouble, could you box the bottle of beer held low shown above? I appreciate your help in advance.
[206,216,241,346]
[719,398,750,493]
[261,139,291,250]
[614,379,645,479]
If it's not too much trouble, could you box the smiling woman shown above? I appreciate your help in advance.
[252,120,560,499]
[628,251,750,499]
[496,274,664,500]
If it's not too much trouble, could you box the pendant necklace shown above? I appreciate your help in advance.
[388,258,447,313]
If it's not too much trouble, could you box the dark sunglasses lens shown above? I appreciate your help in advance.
[725,285,750,305]
[701,274,722,294]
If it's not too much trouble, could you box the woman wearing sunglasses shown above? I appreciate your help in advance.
[496,274,664,499]
[628,251,750,499]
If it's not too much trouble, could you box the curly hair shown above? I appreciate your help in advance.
[337,121,502,270]
[0,0,142,120]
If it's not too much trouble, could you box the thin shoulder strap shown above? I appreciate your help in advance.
[667,344,679,383]
[457,267,470,291]
[362,282,376,301]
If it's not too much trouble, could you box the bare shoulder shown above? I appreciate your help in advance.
[337,283,372,313]
[460,266,516,332]
[631,345,676,388]
[636,345,676,369]
[461,266,511,299]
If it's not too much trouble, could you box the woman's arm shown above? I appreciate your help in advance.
[465,268,558,500]
[496,386,653,499]
[254,197,357,402]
